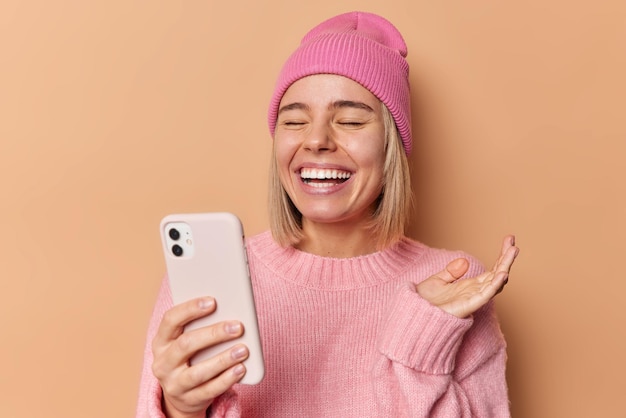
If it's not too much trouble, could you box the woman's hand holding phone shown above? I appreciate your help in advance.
[151,296,249,418]
[153,212,265,416]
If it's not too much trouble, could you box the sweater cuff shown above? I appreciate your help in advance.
[209,389,240,417]
[145,377,166,418]
[377,281,474,375]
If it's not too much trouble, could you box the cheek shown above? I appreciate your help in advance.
[348,139,386,171]
[362,150,387,186]
[273,138,298,185]
[273,136,293,165]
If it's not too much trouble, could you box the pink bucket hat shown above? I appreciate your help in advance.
[267,11,412,154]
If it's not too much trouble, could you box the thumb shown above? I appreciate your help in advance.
[439,258,470,283]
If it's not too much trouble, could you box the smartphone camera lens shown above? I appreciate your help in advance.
[172,244,183,257]
[169,228,180,240]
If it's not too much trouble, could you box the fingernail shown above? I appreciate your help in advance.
[231,346,248,360]
[232,364,245,377]
[199,298,215,310]
[226,322,242,334]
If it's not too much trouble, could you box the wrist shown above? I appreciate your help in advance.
[164,407,207,418]
[162,396,209,418]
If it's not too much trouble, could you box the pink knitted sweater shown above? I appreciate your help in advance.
[136,231,510,417]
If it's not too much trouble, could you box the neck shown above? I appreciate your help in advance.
[296,218,379,258]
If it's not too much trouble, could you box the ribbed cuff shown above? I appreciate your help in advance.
[377,282,474,375]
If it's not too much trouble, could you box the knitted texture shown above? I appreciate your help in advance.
[267,11,413,154]
[136,231,510,417]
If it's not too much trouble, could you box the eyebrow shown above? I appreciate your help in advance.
[278,100,374,115]
[330,100,374,112]
[277,102,310,115]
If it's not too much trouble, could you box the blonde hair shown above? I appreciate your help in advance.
[268,104,412,250]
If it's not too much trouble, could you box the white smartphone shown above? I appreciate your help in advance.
[160,212,265,385]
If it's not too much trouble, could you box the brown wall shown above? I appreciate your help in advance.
[1,1,624,417]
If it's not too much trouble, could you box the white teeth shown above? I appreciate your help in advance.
[300,168,351,180]
[308,182,335,188]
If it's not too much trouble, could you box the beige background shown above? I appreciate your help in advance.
[1,1,624,417]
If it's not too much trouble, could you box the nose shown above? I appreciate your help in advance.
[302,121,337,153]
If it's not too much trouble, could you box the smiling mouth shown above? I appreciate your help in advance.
[300,168,352,188]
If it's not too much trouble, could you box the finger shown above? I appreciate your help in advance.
[156,320,245,375]
[475,244,517,293]
[154,297,216,347]
[491,235,516,270]
[190,363,247,405]
[436,258,470,283]
[494,245,519,277]
[152,319,245,387]
[502,235,515,256]
[496,279,507,295]
[485,270,509,297]
[493,235,519,270]
[182,344,249,391]
[173,321,245,363]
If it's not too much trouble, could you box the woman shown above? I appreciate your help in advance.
[136,11,519,417]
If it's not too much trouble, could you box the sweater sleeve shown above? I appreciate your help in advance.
[135,277,171,418]
[373,281,510,417]
[134,277,242,418]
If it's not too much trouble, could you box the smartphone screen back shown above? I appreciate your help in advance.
[160,212,265,385]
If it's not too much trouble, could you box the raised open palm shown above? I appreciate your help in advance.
[416,235,519,318]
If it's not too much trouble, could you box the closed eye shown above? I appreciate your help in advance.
[337,120,366,128]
